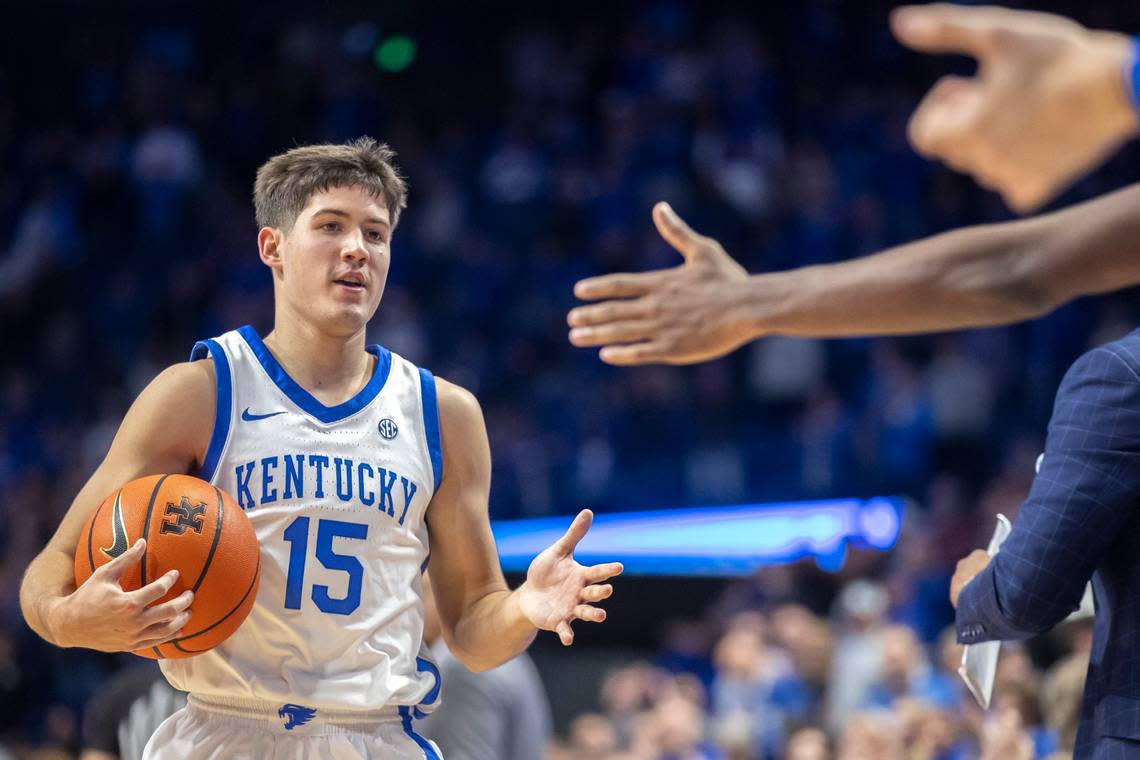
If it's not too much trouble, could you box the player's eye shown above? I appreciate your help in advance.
[366,230,386,243]
[321,222,341,232]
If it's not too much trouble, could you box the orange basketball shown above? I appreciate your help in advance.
[74,474,261,659]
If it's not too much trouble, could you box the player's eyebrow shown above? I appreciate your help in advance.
[311,208,390,226]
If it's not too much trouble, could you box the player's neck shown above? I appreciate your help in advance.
[262,317,375,406]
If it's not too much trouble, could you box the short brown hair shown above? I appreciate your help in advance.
[253,137,408,231]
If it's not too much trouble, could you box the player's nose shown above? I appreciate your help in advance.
[341,232,369,263]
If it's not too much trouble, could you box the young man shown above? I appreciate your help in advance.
[20,138,622,759]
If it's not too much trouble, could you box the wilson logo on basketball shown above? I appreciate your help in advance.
[378,418,398,440]
[160,496,207,535]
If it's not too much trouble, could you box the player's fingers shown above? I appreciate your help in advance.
[652,202,708,262]
[556,620,575,646]
[554,509,594,555]
[569,320,658,348]
[890,4,1006,58]
[567,299,653,329]
[580,583,614,603]
[598,341,674,366]
[96,538,146,580]
[124,569,181,606]
[574,272,664,300]
[574,604,607,623]
[908,76,979,159]
[133,611,190,648]
[1001,181,1051,215]
[585,562,624,583]
[139,590,194,626]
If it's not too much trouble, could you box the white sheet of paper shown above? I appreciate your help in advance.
[958,513,1012,709]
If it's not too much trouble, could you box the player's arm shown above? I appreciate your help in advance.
[426,379,622,672]
[569,183,1140,365]
[19,360,214,651]
[892,4,1138,212]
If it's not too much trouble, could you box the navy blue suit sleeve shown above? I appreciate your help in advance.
[956,344,1140,644]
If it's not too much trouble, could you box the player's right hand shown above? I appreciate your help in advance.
[48,539,193,652]
[892,4,1139,213]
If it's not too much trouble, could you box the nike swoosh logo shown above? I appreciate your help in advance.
[100,491,129,559]
[242,407,287,422]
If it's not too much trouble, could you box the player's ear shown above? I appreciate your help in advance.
[258,227,284,269]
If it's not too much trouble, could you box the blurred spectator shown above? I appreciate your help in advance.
[861,625,957,712]
[1042,653,1089,756]
[783,727,829,760]
[837,711,904,760]
[826,580,889,732]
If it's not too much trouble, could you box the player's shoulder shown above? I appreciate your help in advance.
[130,360,216,426]
[155,358,216,398]
[114,360,216,465]
[433,376,481,420]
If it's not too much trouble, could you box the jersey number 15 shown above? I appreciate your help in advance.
[282,516,367,615]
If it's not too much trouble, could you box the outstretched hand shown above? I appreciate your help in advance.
[891,3,1137,212]
[517,510,623,646]
[569,202,753,365]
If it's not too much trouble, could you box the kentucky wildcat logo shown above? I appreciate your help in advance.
[278,703,317,730]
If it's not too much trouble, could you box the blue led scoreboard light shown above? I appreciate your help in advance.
[493,497,905,576]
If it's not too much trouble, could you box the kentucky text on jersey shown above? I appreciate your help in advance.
[233,453,420,524]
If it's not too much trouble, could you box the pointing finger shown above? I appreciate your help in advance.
[890,4,1006,58]
[574,272,664,300]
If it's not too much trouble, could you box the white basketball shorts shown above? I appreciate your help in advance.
[142,694,442,760]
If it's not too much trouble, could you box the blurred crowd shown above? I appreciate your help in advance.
[2,0,1139,757]
[552,524,1092,760]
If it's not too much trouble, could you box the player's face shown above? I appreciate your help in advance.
[266,185,392,335]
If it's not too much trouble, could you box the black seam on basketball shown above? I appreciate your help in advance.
[191,487,225,594]
[87,492,112,573]
[139,474,169,586]
[171,554,260,653]
[152,646,163,659]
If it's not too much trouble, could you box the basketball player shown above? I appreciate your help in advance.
[569,182,1140,365]
[20,138,623,759]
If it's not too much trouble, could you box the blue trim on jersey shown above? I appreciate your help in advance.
[236,325,392,424]
[190,339,232,482]
[416,656,442,706]
[417,368,443,491]
[399,706,441,760]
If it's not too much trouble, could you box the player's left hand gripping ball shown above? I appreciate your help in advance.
[517,509,623,646]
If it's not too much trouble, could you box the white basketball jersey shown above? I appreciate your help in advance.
[159,325,443,713]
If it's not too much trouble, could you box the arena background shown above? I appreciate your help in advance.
[4,1,1140,758]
